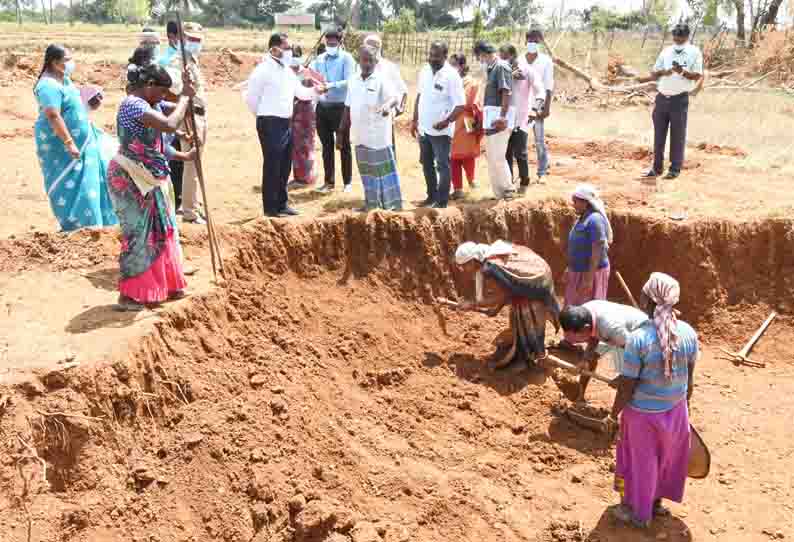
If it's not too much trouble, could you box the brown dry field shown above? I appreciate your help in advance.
[1,44,794,542]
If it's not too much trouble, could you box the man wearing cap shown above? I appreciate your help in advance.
[525,28,554,181]
[165,22,209,225]
[637,23,703,180]
[473,40,515,201]
[363,34,407,158]
[312,29,357,194]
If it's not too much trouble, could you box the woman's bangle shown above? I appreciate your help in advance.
[63,137,74,145]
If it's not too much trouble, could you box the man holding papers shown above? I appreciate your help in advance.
[474,41,516,200]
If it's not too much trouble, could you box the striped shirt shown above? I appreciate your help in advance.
[567,211,609,273]
[623,320,699,412]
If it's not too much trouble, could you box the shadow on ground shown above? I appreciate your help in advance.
[66,305,149,334]
[584,508,692,542]
[80,267,119,292]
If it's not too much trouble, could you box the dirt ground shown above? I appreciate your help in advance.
[2,54,794,542]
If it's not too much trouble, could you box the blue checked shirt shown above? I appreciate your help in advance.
[622,320,699,412]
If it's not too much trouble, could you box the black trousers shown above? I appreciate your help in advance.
[316,102,352,186]
[652,92,689,174]
[506,128,530,185]
[169,138,184,209]
[257,116,292,215]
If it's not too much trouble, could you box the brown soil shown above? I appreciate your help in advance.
[0,50,258,90]
[2,203,794,542]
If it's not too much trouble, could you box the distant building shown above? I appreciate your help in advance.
[275,11,315,28]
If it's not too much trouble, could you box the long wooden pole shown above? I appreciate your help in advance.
[615,271,639,308]
[175,12,224,280]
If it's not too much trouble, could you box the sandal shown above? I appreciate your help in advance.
[168,290,188,301]
[610,504,650,529]
[114,295,145,312]
[653,500,672,518]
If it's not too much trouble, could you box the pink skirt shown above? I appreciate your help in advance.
[615,400,690,522]
[119,232,186,304]
[563,265,610,343]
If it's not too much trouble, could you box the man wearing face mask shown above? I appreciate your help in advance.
[637,23,703,180]
[412,41,465,209]
[166,22,209,225]
[524,28,554,181]
[473,41,515,201]
[158,22,180,68]
[244,32,316,218]
[311,29,357,194]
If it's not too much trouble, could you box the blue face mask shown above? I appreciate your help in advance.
[64,60,76,77]
[326,46,339,57]
[186,42,202,57]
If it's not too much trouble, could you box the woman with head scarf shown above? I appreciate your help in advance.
[107,47,195,311]
[452,240,560,371]
[33,44,118,231]
[606,272,699,529]
[562,183,612,347]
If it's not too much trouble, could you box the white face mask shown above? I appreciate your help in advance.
[481,61,489,73]
[673,41,688,52]
[64,60,76,76]
[526,43,539,54]
[326,46,339,56]
[281,50,293,64]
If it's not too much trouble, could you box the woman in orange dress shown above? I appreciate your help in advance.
[448,54,482,200]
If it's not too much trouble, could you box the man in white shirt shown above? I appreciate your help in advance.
[501,44,545,194]
[638,23,703,180]
[244,32,314,218]
[340,45,402,212]
[363,34,408,158]
[525,28,554,180]
[411,41,465,209]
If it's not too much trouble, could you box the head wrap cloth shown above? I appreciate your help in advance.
[572,183,613,245]
[642,272,681,379]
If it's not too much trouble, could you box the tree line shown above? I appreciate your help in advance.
[0,0,788,46]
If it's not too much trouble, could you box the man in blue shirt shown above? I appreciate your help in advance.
[311,29,357,193]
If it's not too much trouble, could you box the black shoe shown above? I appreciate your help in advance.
[280,206,300,216]
[419,198,435,207]
[430,202,447,209]
[664,170,680,180]
[644,169,660,178]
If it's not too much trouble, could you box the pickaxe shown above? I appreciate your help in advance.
[718,312,775,368]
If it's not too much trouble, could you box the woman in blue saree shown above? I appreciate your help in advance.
[33,44,117,231]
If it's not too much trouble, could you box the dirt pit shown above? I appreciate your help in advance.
[2,203,794,542]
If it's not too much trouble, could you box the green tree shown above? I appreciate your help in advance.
[382,6,414,33]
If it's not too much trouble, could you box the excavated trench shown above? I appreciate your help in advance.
[2,200,794,542]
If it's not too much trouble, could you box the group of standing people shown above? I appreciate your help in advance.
[245,30,409,215]
[410,28,554,208]
[244,27,556,214]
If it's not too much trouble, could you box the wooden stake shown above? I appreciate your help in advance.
[615,270,639,308]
